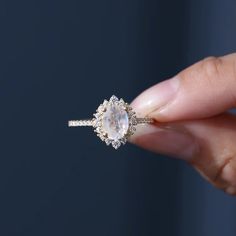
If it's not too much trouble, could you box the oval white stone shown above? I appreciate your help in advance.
[102,104,129,141]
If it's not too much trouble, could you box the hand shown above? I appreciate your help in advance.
[130,53,236,195]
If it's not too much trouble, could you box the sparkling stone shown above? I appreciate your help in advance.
[102,103,129,141]
[112,140,121,149]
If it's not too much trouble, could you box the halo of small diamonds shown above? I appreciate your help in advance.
[93,95,137,149]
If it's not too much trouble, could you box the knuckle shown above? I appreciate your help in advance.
[214,156,236,196]
[224,186,236,196]
[200,56,223,80]
[232,54,236,83]
[228,55,236,105]
[200,55,236,106]
[221,160,236,185]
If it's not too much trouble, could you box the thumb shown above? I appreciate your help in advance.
[131,53,236,121]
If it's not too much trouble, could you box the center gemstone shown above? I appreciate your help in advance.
[102,104,129,141]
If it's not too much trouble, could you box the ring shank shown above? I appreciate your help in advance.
[68,119,94,127]
[68,117,153,127]
[136,117,153,124]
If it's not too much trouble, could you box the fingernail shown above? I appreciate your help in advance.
[131,76,180,117]
[129,124,199,160]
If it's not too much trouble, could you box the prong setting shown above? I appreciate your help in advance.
[93,95,138,149]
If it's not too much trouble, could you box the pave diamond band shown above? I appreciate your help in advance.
[68,95,154,149]
[68,119,95,127]
[68,117,153,127]
[136,117,154,124]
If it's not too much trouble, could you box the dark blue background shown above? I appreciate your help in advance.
[1,0,236,235]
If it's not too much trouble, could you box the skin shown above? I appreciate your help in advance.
[129,53,236,196]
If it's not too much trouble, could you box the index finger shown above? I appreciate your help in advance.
[131,53,236,122]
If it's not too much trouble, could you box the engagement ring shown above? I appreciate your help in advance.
[68,95,153,149]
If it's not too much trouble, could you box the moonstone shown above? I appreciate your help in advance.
[102,104,129,140]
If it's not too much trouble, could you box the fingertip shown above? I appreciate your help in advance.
[130,77,180,119]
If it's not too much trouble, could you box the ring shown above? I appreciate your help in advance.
[68,95,153,149]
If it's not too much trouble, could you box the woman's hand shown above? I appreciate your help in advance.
[130,53,236,195]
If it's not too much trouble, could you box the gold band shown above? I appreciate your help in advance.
[68,119,95,127]
[68,117,153,127]
[136,117,154,124]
